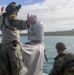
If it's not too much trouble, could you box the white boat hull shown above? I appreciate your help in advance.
[21,43,48,75]
[22,66,48,75]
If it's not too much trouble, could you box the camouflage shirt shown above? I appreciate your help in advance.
[1,14,29,43]
[49,53,67,75]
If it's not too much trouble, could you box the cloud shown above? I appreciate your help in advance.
[1,0,74,32]
[18,0,74,32]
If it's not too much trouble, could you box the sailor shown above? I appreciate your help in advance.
[49,42,68,75]
[22,20,45,75]
[0,2,37,75]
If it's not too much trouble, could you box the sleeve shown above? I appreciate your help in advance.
[49,57,64,75]
[8,15,30,30]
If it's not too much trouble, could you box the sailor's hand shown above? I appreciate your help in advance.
[1,6,4,14]
[27,14,37,24]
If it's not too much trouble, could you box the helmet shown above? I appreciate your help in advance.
[56,42,66,50]
[64,53,74,64]
[5,2,21,12]
[28,20,44,42]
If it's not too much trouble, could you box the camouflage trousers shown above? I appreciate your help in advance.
[0,42,23,75]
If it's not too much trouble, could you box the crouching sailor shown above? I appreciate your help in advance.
[22,20,45,75]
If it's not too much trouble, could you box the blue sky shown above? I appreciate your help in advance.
[0,0,44,5]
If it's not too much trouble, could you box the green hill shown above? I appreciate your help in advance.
[44,29,74,36]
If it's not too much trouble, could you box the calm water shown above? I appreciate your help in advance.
[0,36,74,74]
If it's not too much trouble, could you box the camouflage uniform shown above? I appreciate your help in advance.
[63,53,74,75]
[49,53,67,75]
[0,10,28,75]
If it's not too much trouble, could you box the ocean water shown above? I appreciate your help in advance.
[20,36,74,74]
[0,36,74,74]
